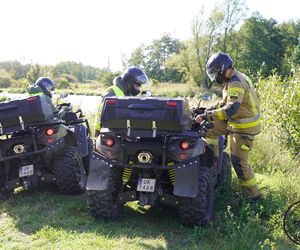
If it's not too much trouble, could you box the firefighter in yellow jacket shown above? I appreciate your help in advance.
[94,66,149,137]
[195,52,262,202]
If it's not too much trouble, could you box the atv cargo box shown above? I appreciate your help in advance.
[100,96,192,132]
[0,95,54,130]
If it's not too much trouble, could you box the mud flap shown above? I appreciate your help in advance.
[86,152,110,191]
[173,159,200,198]
[74,124,88,157]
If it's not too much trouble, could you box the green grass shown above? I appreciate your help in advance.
[0,165,299,249]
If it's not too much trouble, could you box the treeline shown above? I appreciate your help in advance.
[124,0,300,86]
[0,61,118,89]
[0,0,299,89]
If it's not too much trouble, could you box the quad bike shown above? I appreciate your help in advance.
[0,94,90,199]
[86,95,231,227]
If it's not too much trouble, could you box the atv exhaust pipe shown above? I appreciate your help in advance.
[137,152,153,164]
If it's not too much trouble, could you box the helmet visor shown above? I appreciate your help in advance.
[43,81,55,91]
[206,65,219,81]
[136,74,149,85]
[206,70,218,81]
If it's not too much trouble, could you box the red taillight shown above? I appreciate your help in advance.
[105,138,114,147]
[180,141,190,150]
[106,99,117,105]
[27,97,37,103]
[167,101,177,107]
[179,154,187,160]
[45,128,56,136]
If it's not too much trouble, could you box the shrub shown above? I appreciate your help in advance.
[257,73,300,156]
[0,76,11,88]
[59,74,78,83]
[54,77,71,89]
[0,96,11,102]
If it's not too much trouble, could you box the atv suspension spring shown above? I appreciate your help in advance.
[167,162,175,185]
[122,161,133,184]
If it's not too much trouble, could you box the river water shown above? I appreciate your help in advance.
[0,92,99,114]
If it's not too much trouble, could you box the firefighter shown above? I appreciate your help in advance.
[27,77,66,118]
[94,66,149,137]
[195,52,262,201]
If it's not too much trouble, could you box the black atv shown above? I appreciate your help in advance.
[0,94,89,199]
[86,96,231,227]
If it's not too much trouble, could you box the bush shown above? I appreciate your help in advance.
[0,76,11,88]
[0,96,11,102]
[54,77,71,89]
[59,74,78,83]
[257,74,300,156]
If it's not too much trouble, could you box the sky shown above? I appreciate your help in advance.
[0,0,299,71]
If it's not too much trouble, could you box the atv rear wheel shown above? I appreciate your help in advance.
[82,138,93,174]
[54,147,86,194]
[178,167,214,227]
[216,152,232,193]
[87,167,123,219]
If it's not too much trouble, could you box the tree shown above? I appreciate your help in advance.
[278,20,300,76]
[125,46,147,68]
[125,34,183,83]
[235,14,284,77]
[189,7,224,87]
[219,0,249,53]
[26,64,41,84]
[0,61,30,79]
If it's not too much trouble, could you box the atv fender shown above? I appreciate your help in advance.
[74,124,88,157]
[173,159,200,198]
[86,152,110,191]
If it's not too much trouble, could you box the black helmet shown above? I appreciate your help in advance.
[121,66,149,96]
[35,77,55,97]
[206,52,233,84]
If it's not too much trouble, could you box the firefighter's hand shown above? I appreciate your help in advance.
[195,115,204,124]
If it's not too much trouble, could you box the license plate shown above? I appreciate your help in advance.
[19,165,34,177]
[137,178,156,192]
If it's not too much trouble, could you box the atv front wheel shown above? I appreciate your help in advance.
[54,147,86,194]
[178,167,214,227]
[216,152,232,193]
[87,167,123,219]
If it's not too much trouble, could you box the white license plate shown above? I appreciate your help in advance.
[19,165,34,177]
[137,178,156,192]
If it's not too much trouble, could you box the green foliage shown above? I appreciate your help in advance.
[125,34,184,83]
[97,70,118,87]
[0,96,10,102]
[59,74,78,83]
[235,15,284,77]
[26,64,41,84]
[257,73,300,156]
[55,77,71,89]
[52,62,101,83]
[0,60,30,79]
[0,76,11,88]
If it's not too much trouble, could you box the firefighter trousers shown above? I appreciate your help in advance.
[205,121,261,198]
